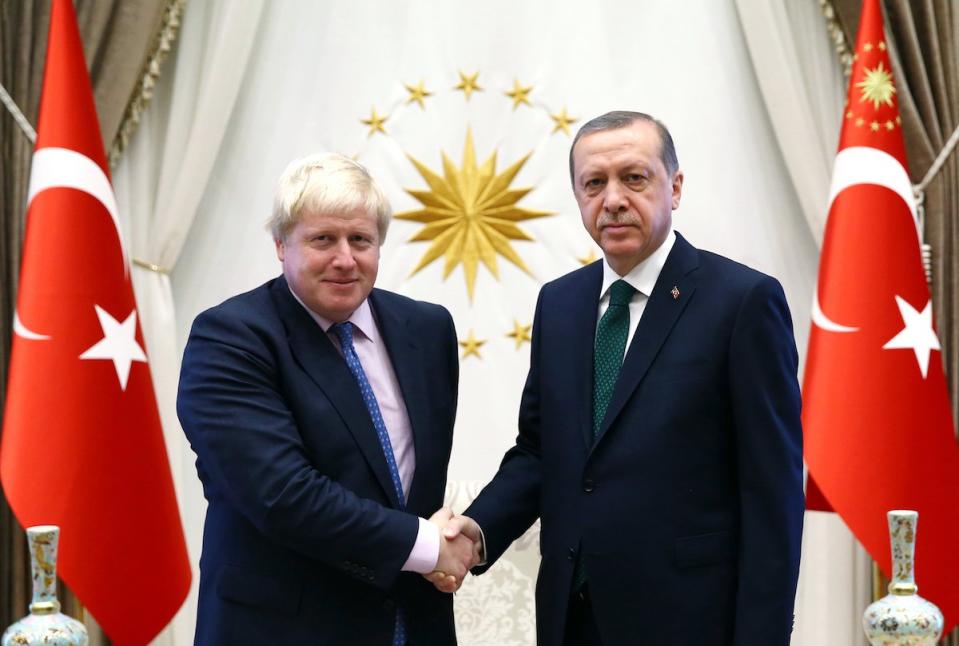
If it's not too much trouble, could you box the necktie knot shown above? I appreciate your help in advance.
[331,321,354,350]
[609,280,636,307]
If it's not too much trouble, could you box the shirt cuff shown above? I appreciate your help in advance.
[401,517,440,573]
[476,522,488,566]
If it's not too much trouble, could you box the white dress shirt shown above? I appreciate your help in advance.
[597,227,676,344]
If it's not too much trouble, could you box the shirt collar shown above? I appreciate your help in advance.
[287,285,378,343]
[600,227,676,301]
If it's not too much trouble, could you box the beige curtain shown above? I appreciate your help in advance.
[830,1,959,643]
[0,0,167,636]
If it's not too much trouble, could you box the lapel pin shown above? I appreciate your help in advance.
[671,286,680,300]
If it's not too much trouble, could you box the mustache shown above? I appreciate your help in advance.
[597,212,640,228]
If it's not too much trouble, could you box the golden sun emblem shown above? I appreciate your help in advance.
[856,61,896,110]
[395,129,554,299]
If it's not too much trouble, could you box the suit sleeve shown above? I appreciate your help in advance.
[728,276,804,644]
[177,306,418,591]
[465,291,544,569]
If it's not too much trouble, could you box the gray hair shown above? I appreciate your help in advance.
[268,152,392,242]
[568,111,679,184]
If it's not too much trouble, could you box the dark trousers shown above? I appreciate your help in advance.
[564,585,603,646]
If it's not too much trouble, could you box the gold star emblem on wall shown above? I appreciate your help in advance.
[856,61,896,110]
[506,320,532,349]
[454,71,483,100]
[361,108,389,136]
[405,81,433,109]
[395,129,554,299]
[577,249,598,266]
[505,79,534,110]
[459,330,486,359]
[550,107,578,135]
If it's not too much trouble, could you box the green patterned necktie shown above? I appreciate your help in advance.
[592,279,637,439]
[573,279,637,593]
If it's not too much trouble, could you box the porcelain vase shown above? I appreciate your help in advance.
[862,510,943,645]
[1,525,88,646]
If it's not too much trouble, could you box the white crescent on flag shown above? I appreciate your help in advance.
[27,146,128,269]
[812,146,917,333]
[15,146,129,341]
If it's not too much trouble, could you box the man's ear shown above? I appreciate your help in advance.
[274,236,285,262]
[671,170,684,210]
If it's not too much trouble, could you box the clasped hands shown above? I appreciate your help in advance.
[425,507,482,593]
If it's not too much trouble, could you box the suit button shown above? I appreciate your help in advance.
[583,478,595,493]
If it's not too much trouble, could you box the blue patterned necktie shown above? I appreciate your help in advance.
[573,279,636,593]
[331,321,407,646]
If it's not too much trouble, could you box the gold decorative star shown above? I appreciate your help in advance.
[856,61,896,110]
[454,71,483,100]
[404,81,433,109]
[505,79,534,110]
[855,117,865,127]
[361,107,388,136]
[459,330,486,359]
[870,121,881,132]
[506,320,532,350]
[896,115,902,125]
[885,120,895,131]
[395,129,554,299]
[550,107,578,135]
[878,41,887,51]
[863,42,874,52]
[577,248,598,265]
[846,111,854,119]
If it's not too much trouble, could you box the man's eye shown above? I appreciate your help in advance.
[584,178,604,189]
[625,174,646,183]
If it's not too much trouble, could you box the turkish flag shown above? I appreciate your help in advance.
[0,1,191,644]
[803,0,959,631]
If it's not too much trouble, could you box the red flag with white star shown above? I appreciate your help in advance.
[803,0,959,630]
[0,0,190,643]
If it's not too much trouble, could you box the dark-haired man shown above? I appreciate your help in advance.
[437,112,804,645]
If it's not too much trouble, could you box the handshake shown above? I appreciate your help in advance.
[425,507,483,593]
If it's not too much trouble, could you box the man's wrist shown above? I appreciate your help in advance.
[401,517,440,573]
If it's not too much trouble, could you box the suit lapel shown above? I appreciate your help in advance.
[593,234,700,447]
[570,262,604,449]
[368,290,428,508]
[270,279,401,508]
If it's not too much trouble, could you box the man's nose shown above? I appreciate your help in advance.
[330,240,357,268]
[603,180,628,213]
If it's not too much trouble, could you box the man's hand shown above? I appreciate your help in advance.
[425,509,482,593]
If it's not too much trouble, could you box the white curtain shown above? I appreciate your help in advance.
[734,0,846,246]
[734,2,871,644]
[111,1,265,643]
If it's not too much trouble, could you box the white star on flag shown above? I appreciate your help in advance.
[79,305,148,390]
[882,295,941,378]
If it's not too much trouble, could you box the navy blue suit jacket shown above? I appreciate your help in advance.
[178,277,459,645]
[466,233,804,645]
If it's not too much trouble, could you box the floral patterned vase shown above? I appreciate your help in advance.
[2,526,88,646]
[862,510,943,645]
